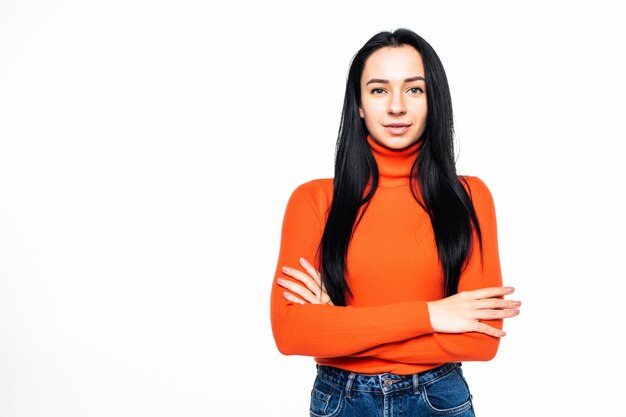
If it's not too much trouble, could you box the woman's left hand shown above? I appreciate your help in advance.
[276,257,334,305]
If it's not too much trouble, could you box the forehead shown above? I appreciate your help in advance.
[361,45,425,81]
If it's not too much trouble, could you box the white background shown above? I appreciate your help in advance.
[1,1,625,416]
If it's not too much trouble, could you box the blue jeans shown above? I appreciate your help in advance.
[309,362,475,417]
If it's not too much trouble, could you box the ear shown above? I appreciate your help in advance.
[359,106,364,119]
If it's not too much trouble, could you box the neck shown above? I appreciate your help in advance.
[366,134,421,187]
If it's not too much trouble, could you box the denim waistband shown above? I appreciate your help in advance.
[315,362,461,396]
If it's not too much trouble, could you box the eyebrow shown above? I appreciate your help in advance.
[366,76,425,85]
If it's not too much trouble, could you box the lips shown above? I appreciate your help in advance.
[384,123,411,135]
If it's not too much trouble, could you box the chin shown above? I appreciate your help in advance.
[386,136,419,149]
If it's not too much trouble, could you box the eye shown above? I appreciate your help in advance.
[371,88,385,95]
[408,87,424,94]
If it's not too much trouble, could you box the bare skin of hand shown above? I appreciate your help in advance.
[276,257,521,337]
[276,257,334,305]
[427,287,521,338]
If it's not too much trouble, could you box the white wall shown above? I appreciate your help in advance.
[1,1,624,415]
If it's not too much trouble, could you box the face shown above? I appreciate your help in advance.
[359,45,428,150]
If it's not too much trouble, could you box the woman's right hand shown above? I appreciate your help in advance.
[427,287,521,338]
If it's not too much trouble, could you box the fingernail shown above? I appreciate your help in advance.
[277,278,285,285]
[282,266,289,273]
[513,301,521,306]
[505,287,514,293]
[299,257,305,264]
[501,331,507,336]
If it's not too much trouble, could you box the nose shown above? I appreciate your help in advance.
[388,90,406,115]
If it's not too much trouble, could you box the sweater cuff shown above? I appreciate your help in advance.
[391,300,433,338]
[413,300,434,335]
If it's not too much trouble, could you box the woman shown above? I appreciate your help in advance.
[270,28,521,417]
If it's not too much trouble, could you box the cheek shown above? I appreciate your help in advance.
[362,111,380,128]
[361,102,385,119]
[413,102,428,122]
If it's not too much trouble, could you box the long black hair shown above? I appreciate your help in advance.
[318,28,483,306]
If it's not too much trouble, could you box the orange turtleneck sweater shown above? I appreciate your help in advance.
[270,134,503,375]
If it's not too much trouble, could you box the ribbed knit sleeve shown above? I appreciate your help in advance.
[344,176,503,363]
[270,180,434,358]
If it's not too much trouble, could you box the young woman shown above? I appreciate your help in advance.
[270,28,521,417]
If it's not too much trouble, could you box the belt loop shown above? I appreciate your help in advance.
[344,372,356,398]
[412,373,419,395]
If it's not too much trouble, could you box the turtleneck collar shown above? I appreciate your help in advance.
[366,133,421,187]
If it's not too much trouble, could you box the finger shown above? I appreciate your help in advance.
[473,308,520,320]
[299,257,322,287]
[282,266,322,298]
[277,278,321,304]
[474,322,507,338]
[475,299,522,310]
[282,291,305,305]
[463,286,515,300]
[303,261,328,303]
[301,261,328,302]
[317,291,333,305]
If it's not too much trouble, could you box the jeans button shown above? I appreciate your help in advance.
[383,377,393,387]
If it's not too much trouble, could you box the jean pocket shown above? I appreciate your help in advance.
[309,375,344,417]
[421,365,473,415]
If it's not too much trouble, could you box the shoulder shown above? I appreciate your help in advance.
[289,178,333,199]
[285,178,333,212]
[292,178,333,194]
[458,175,496,213]
[459,175,493,198]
